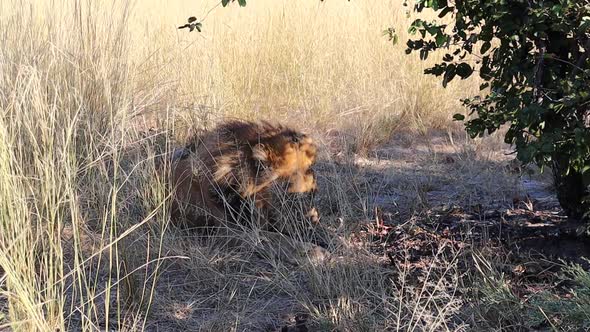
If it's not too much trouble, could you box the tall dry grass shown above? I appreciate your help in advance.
[0,0,479,330]
[129,0,477,137]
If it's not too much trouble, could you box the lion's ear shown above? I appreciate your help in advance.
[252,144,268,163]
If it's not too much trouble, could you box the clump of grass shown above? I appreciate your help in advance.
[466,252,530,329]
[0,1,173,330]
[464,250,590,331]
[532,263,590,330]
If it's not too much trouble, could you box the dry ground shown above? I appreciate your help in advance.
[1,0,590,331]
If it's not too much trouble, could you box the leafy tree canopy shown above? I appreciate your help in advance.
[405,0,590,218]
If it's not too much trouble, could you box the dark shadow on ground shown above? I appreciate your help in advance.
[316,128,589,272]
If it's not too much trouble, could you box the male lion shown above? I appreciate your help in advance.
[169,120,319,230]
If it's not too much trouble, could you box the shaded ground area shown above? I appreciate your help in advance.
[360,205,589,277]
[332,130,590,330]
[357,130,587,260]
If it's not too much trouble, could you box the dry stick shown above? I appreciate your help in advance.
[200,1,223,23]
[571,38,590,79]
[533,40,545,104]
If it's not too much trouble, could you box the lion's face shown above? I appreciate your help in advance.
[263,135,318,194]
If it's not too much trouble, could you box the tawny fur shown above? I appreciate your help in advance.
[169,120,318,228]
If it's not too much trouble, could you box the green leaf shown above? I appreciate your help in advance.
[438,6,454,18]
[408,19,424,35]
[442,64,456,87]
[237,0,247,7]
[382,28,398,46]
[426,0,438,10]
[425,63,447,76]
[222,0,231,7]
[420,49,429,60]
[427,0,447,10]
[435,33,448,47]
[551,4,563,15]
[453,113,465,121]
[426,26,441,36]
[480,41,491,54]
[456,63,473,79]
